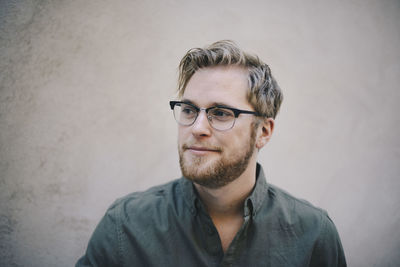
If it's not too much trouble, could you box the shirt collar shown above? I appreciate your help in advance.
[245,163,269,217]
[179,163,269,217]
[179,176,198,215]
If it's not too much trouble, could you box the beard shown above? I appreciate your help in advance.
[179,124,257,189]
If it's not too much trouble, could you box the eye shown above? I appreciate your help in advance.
[180,104,197,117]
[209,108,234,121]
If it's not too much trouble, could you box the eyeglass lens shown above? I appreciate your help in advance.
[173,103,235,131]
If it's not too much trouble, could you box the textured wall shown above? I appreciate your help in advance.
[1,0,399,266]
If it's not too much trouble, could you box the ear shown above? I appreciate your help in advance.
[256,118,275,150]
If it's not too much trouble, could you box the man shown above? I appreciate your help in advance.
[76,40,346,266]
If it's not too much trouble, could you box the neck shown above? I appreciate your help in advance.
[194,160,257,218]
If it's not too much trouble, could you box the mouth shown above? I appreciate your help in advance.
[182,144,221,155]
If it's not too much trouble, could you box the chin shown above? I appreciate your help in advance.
[181,154,216,176]
[179,154,250,189]
[178,127,256,189]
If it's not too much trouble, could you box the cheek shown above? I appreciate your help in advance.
[177,127,188,144]
[225,136,242,150]
[224,126,253,148]
[214,133,237,152]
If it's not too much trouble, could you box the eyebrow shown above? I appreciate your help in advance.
[181,99,236,109]
[181,99,195,105]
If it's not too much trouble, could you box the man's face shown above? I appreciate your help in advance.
[178,66,259,189]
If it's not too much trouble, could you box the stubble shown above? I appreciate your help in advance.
[179,124,258,189]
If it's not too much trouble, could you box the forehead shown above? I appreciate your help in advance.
[182,66,251,109]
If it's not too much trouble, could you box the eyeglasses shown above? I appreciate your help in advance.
[170,101,261,131]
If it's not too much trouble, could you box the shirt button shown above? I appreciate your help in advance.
[207,227,214,235]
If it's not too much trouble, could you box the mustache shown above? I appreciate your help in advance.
[181,143,223,152]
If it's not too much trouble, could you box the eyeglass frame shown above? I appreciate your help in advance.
[169,100,263,131]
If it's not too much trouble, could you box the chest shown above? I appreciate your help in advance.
[213,216,244,252]
[121,213,314,267]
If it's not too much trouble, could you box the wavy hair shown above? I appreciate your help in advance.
[177,40,283,119]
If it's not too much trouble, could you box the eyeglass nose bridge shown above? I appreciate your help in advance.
[195,107,214,125]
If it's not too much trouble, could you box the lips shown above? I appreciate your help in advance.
[189,146,219,152]
[182,144,222,153]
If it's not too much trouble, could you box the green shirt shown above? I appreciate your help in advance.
[76,164,346,267]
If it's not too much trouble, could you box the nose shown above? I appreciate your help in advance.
[191,109,212,137]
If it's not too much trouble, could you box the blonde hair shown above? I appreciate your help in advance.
[177,40,283,119]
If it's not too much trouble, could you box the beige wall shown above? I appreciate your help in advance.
[1,0,399,266]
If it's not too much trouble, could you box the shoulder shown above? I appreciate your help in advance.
[114,178,182,205]
[263,184,332,232]
[105,178,184,223]
[258,184,346,265]
[75,179,186,266]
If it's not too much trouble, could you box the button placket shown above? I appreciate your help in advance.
[206,225,215,235]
